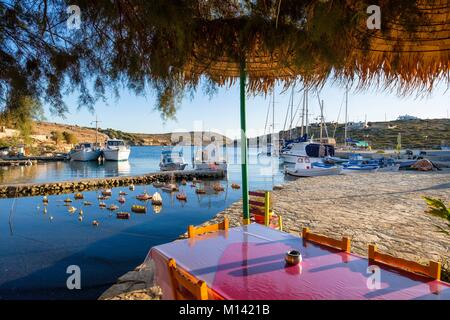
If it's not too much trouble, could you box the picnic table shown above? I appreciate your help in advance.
[149,224,450,300]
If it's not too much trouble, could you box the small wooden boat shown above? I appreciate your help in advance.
[108,204,119,211]
[161,183,178,192]
[83,201,93,206]
[131,205,147,213]
[152,181,164,188]
[176,193,187,201]
[119,191,128,196]
[118,196,126,204]
[79,209,84,216]
[99,202,107,208]
[151,192,163,205]
[213,184,224,192]
[68,206,77,214]
[98,195,109,200]
[42,196,49,203]
[64,197,73,203]
[136,193,152,201]
[92,220,99,226]
[102,189,112,196]
[231,183,240,189]
[74,193,84,200]
[129,184,135,191]
[116,212,131,220]
[196,188,206,195]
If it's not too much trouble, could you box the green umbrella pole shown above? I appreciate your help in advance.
[240,59,250,225]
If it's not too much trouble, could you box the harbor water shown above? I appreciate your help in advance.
[0,146,286,299]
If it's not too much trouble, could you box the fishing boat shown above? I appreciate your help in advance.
[116,212,131,220]
[102,139,131,161]
[131,205,147,213]
[151,192,163,205]
[69,143,101,161]
[280,135,335,164]
[136,192,152,201]
[376,158,400,172]
[341,156,379,174]
[159,149,188,171]
[285,156,341,177]
[161,183,178,192]
[194,149,227,171]
[176,193,187,201]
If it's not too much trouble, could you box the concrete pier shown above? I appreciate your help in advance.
[0,169,225,198]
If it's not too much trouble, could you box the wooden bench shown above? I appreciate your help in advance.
[368,244,441,280]
[249,191,282,230]
[302,228,351,253]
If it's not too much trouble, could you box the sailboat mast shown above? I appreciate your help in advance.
[344,85,348,146]
[290,87,294,139]
[319,100,324,142]
[300,90,305,136]
[272,90,275,137]
[305,88,309,136]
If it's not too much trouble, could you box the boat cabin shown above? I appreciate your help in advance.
[106,139,126,147]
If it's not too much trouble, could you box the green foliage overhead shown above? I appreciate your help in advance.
[0,0,441,123]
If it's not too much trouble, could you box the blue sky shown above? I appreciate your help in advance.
[46,80,450,139]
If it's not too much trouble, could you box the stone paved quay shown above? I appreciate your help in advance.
[0,169,225,198]
[101,170,450,299]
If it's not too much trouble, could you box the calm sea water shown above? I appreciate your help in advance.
[0,146,287,299]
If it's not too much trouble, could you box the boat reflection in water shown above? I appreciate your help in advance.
[67,159,131,179]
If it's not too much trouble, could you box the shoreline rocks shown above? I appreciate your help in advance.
[0,169,225,198]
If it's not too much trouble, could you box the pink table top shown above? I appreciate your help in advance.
[149,224,450,300]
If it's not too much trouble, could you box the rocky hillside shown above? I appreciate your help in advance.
[281,118,450,149]
[99,128,232,146]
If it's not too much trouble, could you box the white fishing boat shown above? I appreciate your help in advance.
[69,143,101,161]
[194,149,227,171]
[159,149,188,171]
[280,139,335,164]
[285,156,341,177]
[102,139,131,161]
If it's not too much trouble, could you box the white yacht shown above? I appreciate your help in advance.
[159,149,188,171]
[280,141,335,164]
[69,143,101,162]
[102,139,131,161]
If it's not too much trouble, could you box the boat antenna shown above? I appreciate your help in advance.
[91,115,101,146]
